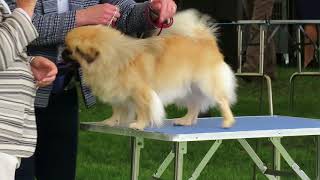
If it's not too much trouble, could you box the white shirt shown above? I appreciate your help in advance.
[57,0,69,62]
[57,0,69,14]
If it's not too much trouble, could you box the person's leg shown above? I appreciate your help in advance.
[251,0,274,20]
[304,24,318,68]
[264,38,277,79]
[242,0,261,73]
[242,0,254,20]
[243,0,275,75]
[34,88,79,180]
[15,156,35,180]
[0,152,20,180]
[243,29,260,73]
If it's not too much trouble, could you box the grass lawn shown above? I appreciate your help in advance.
[76,66,320,180]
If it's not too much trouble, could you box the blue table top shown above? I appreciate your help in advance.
[146,115,320,135]
[81,115,320,141]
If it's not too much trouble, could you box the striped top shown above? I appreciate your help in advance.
[0,0,39,157]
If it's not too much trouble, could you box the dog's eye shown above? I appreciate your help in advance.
[75,46,99,64]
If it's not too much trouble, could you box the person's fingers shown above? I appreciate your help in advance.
[112,17,118,23]
[163,1,175,23]
[105,7,120,25]
[36,76,56,87]
[102,3,118,12]
[165,0,171,20]
[37,82,51,88]
[114,11,121,18]
[150,0,176,23]
[151,1,162,11]
[33,61,57,78]
[99,4,119,25]
[108,11,119,22]
[170,2,176,17]
[159,0,167,23]
[36,81,48,88]
[40,75,56,83]
[46,67,58,77]
[41,67,57,77]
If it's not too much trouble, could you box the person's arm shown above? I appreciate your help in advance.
[0,5,38,70]
[76,0,176,35]
[113,0,176,34]
[10,0,175,47]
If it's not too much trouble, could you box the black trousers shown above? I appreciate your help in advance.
[15,88,79,180]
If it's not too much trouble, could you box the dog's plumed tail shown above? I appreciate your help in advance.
[155,9,218,40]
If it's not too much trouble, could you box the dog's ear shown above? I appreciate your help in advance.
[75,46,100,64]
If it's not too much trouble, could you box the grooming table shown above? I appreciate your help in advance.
[80,115,320,180]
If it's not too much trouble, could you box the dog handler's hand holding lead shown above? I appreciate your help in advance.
[149,0,176,23]
[75,3,120,27]
[107,6,119,27]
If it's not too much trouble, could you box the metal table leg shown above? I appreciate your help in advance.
[264,75,274,115]
[131,137,144,180]
[289,25,320,111]
[237,24,243,73]
[153,151,175,179]
[235,73,274,115]
[238,139,277,180]
[273,137,281,180]
[317,136,320,180]
[290,72,320,111]
[259,24,265,74]
[189,140,223,180]
[174,142,187,180]
[270,138,310,180]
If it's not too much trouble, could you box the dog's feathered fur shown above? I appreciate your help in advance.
[64,9,237,130]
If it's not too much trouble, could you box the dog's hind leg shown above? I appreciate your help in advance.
[216,98,235,128]
[199,64,236,128]
[173,101,200,126]
[203,87,235,128]
[173,95,205,126]
[173,85,210,126]
[129,87,165,130]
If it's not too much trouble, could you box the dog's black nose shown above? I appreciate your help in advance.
[62,49,73,62]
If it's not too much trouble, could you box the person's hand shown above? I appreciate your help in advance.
[30,56,57,87]
[149,0,177,23]
[76,4,120,27]
[16,0,37,18]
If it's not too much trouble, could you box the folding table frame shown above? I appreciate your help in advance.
[80,116,320,180]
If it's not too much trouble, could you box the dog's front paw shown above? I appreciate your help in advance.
[173,118,193,126]
[100,119,120,127]
[129,122,146,130]
[221,118,235,129]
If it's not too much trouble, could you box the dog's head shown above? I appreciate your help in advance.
[63,25,123,70]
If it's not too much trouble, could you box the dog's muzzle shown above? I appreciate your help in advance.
[60,48,80,71]
[61,48,73,63]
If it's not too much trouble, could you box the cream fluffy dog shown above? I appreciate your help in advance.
[63,9,237,130]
